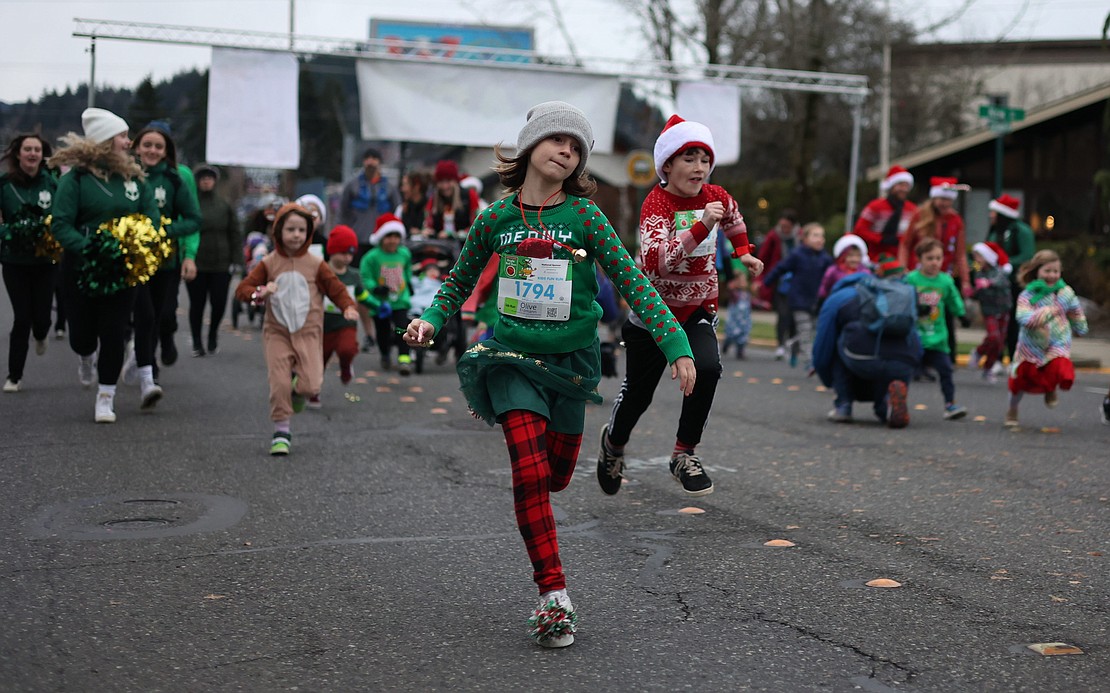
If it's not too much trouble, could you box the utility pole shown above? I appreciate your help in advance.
[289,0,295,50]
[87,37,97,108]
[979,94,1025,197]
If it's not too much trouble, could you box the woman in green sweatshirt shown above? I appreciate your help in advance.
[49,108,159,423]
[124,124,201,404]
[0,134,58,392]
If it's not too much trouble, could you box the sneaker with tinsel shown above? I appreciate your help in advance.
[827,405,852,423]
[306,394,322,410]
[291,375,305,413]
[3,379,20,393]
[398,354,413,376]
[95,393,116,423]
[270,432,291,456]
[596,424,625,496]
[944,403,967,420]
[886,381,909,429]
[78,355,96,388]
[528,589,577,648]
[670,452,713,496]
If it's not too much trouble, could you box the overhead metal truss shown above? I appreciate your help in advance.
[73,18,870,219]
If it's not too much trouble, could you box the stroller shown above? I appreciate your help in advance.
[230,231,271,329]
[406,238,467,373]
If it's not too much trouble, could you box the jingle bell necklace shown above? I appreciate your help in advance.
[516,190,587,262]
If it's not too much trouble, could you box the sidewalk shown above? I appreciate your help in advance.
[748,309,1109,369]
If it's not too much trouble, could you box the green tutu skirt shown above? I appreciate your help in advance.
[457,337,602,434]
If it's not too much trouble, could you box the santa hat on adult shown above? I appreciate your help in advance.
[653,114,716,185]
[832,234,867,260]
[972,241,1012,274]
[326,225,358,255]
[929,176,969,200]
[370,213,406,245]
[988,193,1021,219]
[880,165,914,192]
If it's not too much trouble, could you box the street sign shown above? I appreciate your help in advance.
[979,104,1026,134]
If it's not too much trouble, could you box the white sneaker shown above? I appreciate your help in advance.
[120,344,138,386]
[529,589,577,648]
[78,355,96,388]
[140,381,163,410]
[990,361,1006,377]
[774,346,787,360]
[3,379,20,393]
[966,349,979,370]
[35,339,47,356]
[95,393,116,423]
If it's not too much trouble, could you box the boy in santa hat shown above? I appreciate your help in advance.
[359,213,414,374]
[598,114,763,497]
[853,165,917,262]
[967,241,1013,383]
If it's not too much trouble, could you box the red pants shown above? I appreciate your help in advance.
[976,313,1009,370]
[1008,358,1075,395]
[322,326,358,380]
[501,410,582,593]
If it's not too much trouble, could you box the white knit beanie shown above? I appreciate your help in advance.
[81,108,129,144]
[516,101,594,179]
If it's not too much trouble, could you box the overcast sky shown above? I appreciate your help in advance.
[0,0,1105,104]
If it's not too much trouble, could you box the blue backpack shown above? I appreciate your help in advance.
[856,274,916,341]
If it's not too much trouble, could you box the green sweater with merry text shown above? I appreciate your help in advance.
[421,194,692,363]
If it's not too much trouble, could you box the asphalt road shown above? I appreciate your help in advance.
[1,294,1108,692]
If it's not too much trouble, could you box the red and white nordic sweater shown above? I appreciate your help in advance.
[636,183,751,323]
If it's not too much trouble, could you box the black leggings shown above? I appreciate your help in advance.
[63,259,135,386]
[607,309,723,449]
[3,263,57,382]
[373,311,411,360]
[133,269,177,368]
[185,271,231,348]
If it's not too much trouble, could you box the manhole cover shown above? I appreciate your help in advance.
[29,493,247,540]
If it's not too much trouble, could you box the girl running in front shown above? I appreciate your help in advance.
[404,101,695,648]
[1004,249,1087,427]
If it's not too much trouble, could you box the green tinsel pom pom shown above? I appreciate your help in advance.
[76,214,172,297]
[527,597,578,642]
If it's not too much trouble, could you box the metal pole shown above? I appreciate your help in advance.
[87,36,97,108]
[845,98,863,228]
[994,134,1004,197]
[289,0,295,50]
[879,0,892,175]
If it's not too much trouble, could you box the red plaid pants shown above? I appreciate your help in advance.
[501,410,582,593]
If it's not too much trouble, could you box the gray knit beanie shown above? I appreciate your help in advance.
[516,101,594,179]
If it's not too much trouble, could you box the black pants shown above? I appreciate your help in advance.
[159,264,181,347]
[373,311,411,360]
[3,263,57,382]
[186,271,231,349]
[607,309,722,449]
[773,292,795,347]
[53,266,66,331]
[63,258,135,386]
[133,269,177,368]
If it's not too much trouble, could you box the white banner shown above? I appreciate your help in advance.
[206,48,300,169]
[676,82,741,165]
[356,59,621,154]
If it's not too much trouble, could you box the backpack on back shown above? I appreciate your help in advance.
[856,274,916,340]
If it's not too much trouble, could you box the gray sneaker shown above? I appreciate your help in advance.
[669,452,713,496]
[596,424,625,495]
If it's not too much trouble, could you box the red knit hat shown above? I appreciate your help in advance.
[881,165,913,192]
[326,225,358,255]
[370,213,406,245]
[988,193,1021,219]
[653,114,716,184]
[434,160,460,182]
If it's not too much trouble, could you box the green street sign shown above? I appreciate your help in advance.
[979,104,1025,133]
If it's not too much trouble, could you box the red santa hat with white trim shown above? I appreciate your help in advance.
[929,176,968,200]
[832,234,868,260]
[988,193,1021,219]
[370,213,406,245]
[653,114,716,185]
[972,241,1012,274]
[880,165,914,192]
